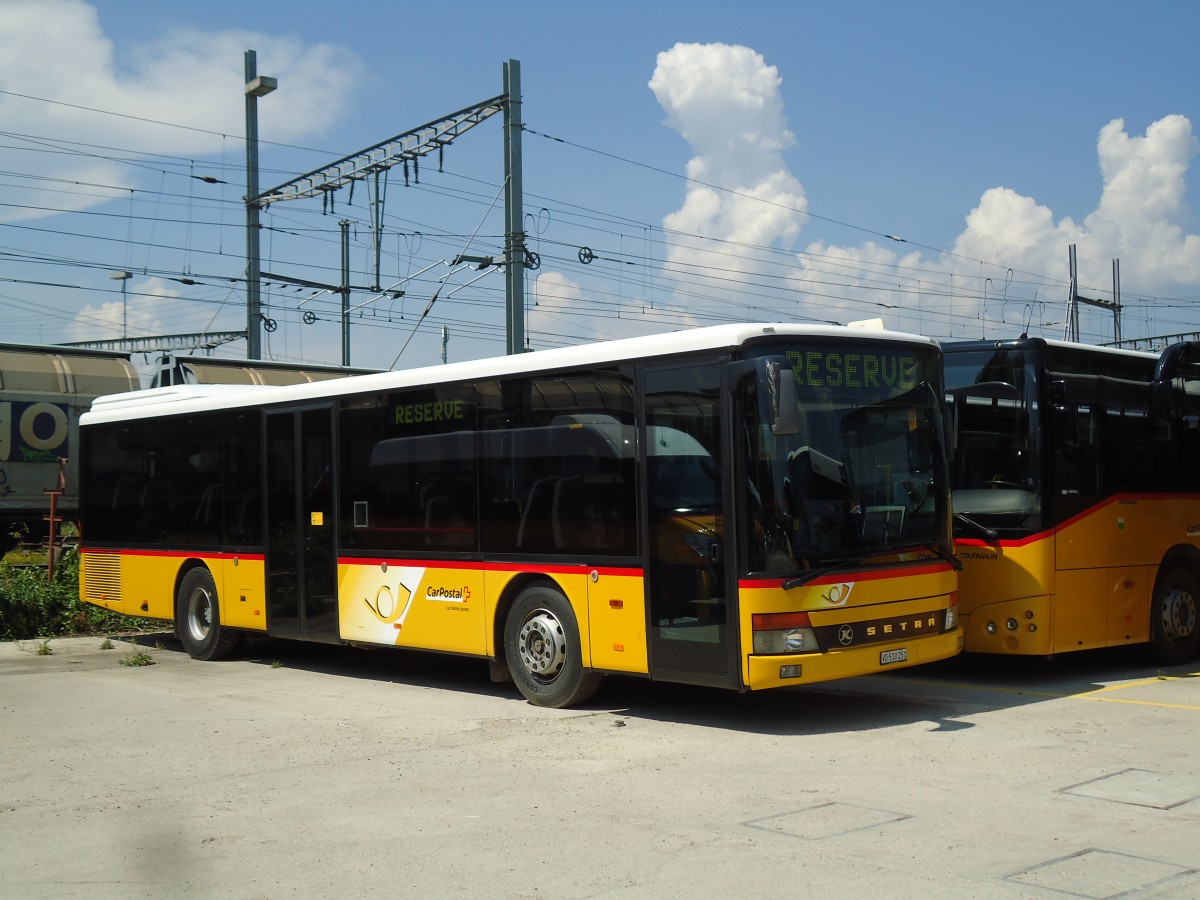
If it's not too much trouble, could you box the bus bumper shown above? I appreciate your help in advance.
[959,595,1053,655]
[746,627,962,690]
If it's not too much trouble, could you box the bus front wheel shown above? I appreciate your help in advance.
[176,567,240,661]
[504,583,601,708]
[1150,562,1200,665]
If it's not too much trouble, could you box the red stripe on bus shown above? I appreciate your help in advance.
[955,491,1200,550]
[337,557,643,578]
[80,548,265,561]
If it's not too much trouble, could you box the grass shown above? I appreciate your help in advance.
[119,649,156,667]
[0,550,154,642]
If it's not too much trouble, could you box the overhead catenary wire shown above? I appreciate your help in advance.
[0,87,1192,356]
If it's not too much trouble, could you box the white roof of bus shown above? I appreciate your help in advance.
[947,337,1160,363]
[81,322,937,425]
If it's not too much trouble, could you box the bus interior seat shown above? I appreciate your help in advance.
[195,484,223,524]
[517,477,558,549]
[424,494,470,547]
[551,475,607,549]
[112,477,146,509]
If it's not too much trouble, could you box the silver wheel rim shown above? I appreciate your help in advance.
[1161,584,1197,643]
[186,586,214,643]
[517,608,566,682]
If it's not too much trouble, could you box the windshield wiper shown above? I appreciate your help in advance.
[900,541,964,571]
[781,558,863,591]
[954,512,999,542]
[782,541,965,590]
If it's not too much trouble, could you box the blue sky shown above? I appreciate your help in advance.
[2,0,1199,370]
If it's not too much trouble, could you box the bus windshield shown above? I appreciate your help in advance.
[743,342,950,573]
[943,348,1043,531]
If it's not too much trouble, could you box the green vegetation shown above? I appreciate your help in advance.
[0,551,153,642]
[119,649,156,667]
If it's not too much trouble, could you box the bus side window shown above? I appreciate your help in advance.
[1176,375,1200,489]
[480,368,637,557]
[1053,404,1098,495]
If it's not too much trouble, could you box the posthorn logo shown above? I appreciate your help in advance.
[822,583,854,607]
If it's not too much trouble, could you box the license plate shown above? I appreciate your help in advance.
[880,647,908,665]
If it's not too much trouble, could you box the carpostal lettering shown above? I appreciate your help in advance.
[427,585,470,601]
[394,399,465,425]
[786,350,918,391]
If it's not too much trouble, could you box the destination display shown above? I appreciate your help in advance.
[784,348,921,391]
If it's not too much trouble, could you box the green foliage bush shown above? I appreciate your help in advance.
[0,553,153,641]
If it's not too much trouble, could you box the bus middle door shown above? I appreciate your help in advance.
[265,405,340,643]
[644,361,738,687]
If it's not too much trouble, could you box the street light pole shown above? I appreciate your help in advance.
[244,49,277,360]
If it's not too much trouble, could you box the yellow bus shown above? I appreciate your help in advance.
[78,324,961,707]
[945,336,1200,663]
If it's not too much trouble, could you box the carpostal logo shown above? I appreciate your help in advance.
[427,585,471,602]
[821,582,854,607]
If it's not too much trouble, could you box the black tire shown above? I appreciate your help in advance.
[503,583,602,708]
[1149,561,1200,665]
[176,567,240,661]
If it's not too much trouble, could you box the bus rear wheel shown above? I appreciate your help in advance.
[504,583,601,708]
[1150,562,1200,665]
[176,567,240,661]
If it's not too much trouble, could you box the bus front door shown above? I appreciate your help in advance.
[264,405,340,643]
[645,362,737,687]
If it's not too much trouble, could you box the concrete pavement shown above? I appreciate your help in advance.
[2,634,1199,898]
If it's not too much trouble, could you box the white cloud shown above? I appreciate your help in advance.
[936,116,1200,336]
[528,270,630,346]
[949,116,1200,292]
[65,276,184,343]
[645,43,1200,340]
[0,0,360,220]
[650,43,807,274]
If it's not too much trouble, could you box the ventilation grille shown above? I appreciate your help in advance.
[84,553,122,603]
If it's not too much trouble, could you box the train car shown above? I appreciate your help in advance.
[149,354,380,388]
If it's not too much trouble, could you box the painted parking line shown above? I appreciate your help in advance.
[1072,675,1200,711]
[888,671,1200,711]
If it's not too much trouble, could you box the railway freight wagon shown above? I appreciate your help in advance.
[0,344,140,553]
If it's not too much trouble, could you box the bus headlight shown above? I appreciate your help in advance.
[944,591,959,631]
[753,627,818,654]
[752,611,818,654]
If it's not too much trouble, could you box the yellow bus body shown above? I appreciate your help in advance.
[82,548,959,690]
[957,494,1200,655]
[81,550,268,630]
[740,563,961,688]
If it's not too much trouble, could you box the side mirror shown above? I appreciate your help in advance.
[759,357,799,436]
